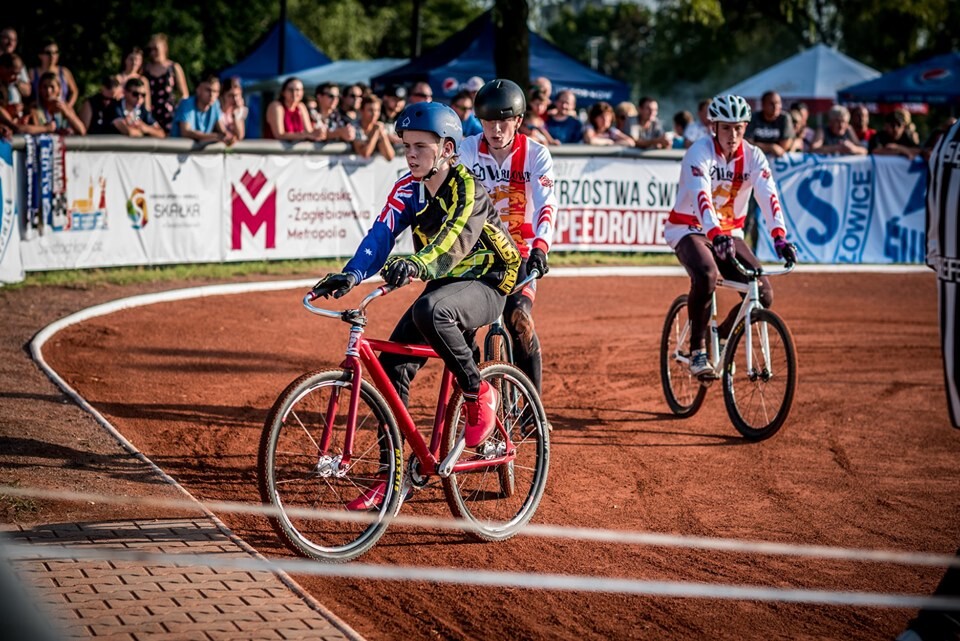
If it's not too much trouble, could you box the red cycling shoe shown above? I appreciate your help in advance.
[463,380,499,447]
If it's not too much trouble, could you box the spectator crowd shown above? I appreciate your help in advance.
[1,27,954,161]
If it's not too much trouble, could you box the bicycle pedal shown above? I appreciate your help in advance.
[697,372,720,384]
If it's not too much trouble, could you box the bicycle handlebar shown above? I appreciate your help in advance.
[304,267,545,320]
[729,255,796,279]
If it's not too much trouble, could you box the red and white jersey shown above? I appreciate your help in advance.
[458,132,558,257]
[664,135,788,248]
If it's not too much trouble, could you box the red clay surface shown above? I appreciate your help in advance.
[38,270,960,640]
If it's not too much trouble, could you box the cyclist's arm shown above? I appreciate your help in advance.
[682,150,723,239]
[343,177,415,282]
[530,144,558,254]
[408,169,485,279]
[748,149,788,241]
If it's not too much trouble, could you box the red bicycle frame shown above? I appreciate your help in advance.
[309,287,517,479]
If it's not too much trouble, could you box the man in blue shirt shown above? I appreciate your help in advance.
[449,89,482,136]
[172,73,232,144]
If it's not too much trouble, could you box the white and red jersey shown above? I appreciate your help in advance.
[458,132,557,258]
[664,135,788,248]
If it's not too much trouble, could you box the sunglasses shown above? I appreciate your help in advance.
[346,93,363,98]
[42,49,59,55]
[453,103,472,111]
[411,92,432,98]
[129,91,146,97]
[321,93,339,99]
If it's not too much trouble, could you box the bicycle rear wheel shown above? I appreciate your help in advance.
[441,363,549,542]
[721,309,797,440]
[257,369,403,563]
[660,294,708,416]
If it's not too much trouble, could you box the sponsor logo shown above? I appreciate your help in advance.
[917,67,952,85]
[442,77,459,96]
[126,188,148,229]
[691,166,702,177]
[538,175,554,189]
[231,170,276,250]
[67,175,108,231]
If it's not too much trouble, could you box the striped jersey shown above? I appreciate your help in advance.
[458,132,558,258]
[927,119,960,270]
[344,163,521,295]
[664,135,788,247]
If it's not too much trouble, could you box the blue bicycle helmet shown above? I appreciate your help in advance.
[395,102,463,152]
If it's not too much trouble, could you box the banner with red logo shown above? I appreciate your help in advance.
[550,156,680,252]
[224,154,412,262]
[18,152,222,271]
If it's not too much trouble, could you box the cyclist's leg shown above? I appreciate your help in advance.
[504,265,542,393]
[379,304,428,406]
[717,238,773,336]
[412,279,505,395]
[675,234,719,352]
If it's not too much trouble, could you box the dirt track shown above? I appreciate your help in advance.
[23,270,960,640]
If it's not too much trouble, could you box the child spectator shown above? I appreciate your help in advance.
[672,110,693,149]
[22,71,85,135]
[351,94,395,159]
[219,76,246,142]
[684,99,712,147]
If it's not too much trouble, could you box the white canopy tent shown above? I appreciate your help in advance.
[721,44,880,113]
[246,59,409,93]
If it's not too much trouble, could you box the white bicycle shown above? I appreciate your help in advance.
[659,256,797,440]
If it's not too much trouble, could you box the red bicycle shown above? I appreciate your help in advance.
[257,283,551,562]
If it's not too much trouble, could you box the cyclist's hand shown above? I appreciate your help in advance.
[712,234,735,261]
[381,257,420,288]
[527,247,549,277]
[774,237,798,265]
[312,273,357,299]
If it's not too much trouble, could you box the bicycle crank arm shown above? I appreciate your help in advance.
[438,436,466,478]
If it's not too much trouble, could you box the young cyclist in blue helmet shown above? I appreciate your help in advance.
[312,102,522,460]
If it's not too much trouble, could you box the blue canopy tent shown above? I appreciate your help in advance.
[371,11,630,106]
[838,52,960,105]
[220,20,332,137]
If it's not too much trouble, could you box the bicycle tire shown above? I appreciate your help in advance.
[257,369,403,563]
[721,309,797,440]
[660,294,708,416]
[440,362,550,542]
[484,324,512,362]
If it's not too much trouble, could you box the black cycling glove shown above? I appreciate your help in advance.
[312,273,357,299]
[381,258,420,288]
[527,247,549,277]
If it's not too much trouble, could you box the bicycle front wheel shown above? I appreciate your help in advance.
[441,363,550,542]
[257,369,403,563]
[660,294,708,416]
[721,309,797,440]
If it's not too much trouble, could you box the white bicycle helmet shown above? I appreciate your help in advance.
[708,94,752,123]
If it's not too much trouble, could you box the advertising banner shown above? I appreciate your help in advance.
[758,153,927,263]
[551,156,679,252]
[0,141,23,284]
[224,154,412,262]
[19,152,223,271]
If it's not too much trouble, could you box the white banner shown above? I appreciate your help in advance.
[551,156,678,252]
[224,154,412,262]
[0,141,23,284]
[758,153,927,263]
[19,152,223,271]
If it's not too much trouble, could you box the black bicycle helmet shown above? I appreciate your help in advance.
[473,78,526,121]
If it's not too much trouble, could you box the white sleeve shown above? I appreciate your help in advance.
[681,144,723,238]
[749,148,787,238]
[530,143,558,251]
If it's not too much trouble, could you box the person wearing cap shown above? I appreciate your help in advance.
[311,102,521,461]
[458,78,558,398]
[464,75,484,100]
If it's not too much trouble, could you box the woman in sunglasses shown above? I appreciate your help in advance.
[29,39,78,109]
[111,77,164,138]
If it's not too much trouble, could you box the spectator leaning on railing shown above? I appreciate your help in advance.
[811,105,865,156]
[351,93,394,159]
[544,90,582,144]
[21,70,85,135]
[634,96,672,150]
[172,73,232,144]
[869,110,920,160]
[0,27,31,102]
[79,75,121,135]
[583,100,635,147]
[314,82,355,143]
[264,77,322,143]
[112,77,164,138]
[745,90,794,158]
[219,76,246,142]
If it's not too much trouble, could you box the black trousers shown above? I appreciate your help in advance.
[380,278,505,405]
[674,233,773,352]
[503,258,543,393]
